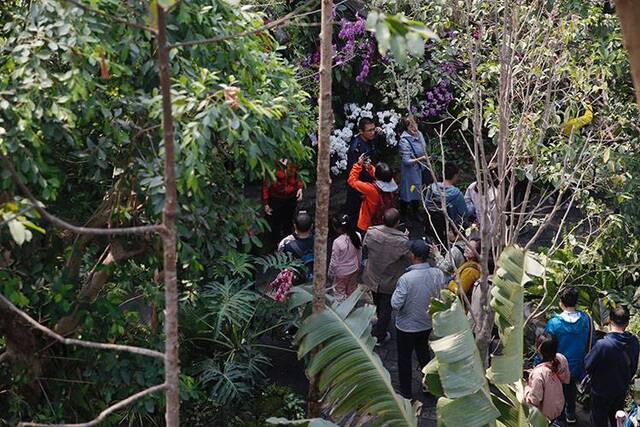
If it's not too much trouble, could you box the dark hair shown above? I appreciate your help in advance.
[559,287,578,308]
[610,305,630,327]
[294,211,313,233]
[536,333,559,372]
[375,162,393,182]
[358,117,375,131]
[333,214,362,250]
[383,208,400,227]
[444,162,460,181]
[401,115,416,132]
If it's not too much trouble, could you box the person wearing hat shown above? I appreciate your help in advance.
[391,239,447,399]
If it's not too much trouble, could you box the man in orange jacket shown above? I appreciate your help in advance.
[347,154,398,233]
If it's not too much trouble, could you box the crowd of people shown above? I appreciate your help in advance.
[260,115,640,427]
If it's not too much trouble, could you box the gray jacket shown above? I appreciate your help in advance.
[391,263,446,332]
[363,225,411,294]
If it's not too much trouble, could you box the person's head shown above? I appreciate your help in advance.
[610,305,631,330]
[383,208,401,228]
[293,211,313,235]
[358,117,376,142]
[536,333,559,369]
[332,214,349,234]
[375,162,393,183]
[444,161,460,183]
[410,239,431,264]
[464,238,480,260]
[401,115,418,135]
[333,214,362,250]
[559,287,578,311]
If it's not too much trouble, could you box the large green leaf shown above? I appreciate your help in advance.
[487,246,544,385]
[427,290,499,426]
[295,289,417,426]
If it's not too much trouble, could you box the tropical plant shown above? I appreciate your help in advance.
[290,286,417,426]
[423,246,547,426]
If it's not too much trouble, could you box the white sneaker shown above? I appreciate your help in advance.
[375,332,391,347]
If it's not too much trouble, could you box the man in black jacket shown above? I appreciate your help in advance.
[585,305,640,427]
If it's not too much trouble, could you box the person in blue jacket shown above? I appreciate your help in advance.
[544,287,593,425]
[585,305,639,427]
[398,116,428,220]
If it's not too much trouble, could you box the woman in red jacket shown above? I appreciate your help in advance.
[262,158,303,242]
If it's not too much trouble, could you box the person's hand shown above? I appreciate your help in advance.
[264,204,273,216]
[358,153,368,165]
[374,126,383,135]
[296,188,303,202]
[430,244,440,255]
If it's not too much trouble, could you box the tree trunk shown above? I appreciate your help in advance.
[615,0,640,107]
[156,5,180,426]
[307,0,333,418]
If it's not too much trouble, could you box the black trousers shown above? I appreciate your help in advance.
[590,392,626,427]
[268,196,297,242]
[372,292,392,340]
[396,328,431,398]
[561,378,577,420]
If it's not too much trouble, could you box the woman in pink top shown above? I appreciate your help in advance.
[525,333,571,424]
[329,215,362,303]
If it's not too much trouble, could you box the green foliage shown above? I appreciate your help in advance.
[425,246,549,426]
[292,287,417,426]
[488,247,544,384]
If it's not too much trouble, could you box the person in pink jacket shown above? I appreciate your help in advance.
[525,333,571,424]
[328,215,362,303]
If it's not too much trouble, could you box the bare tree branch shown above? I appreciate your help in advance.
[18,383,166,427]
[1,154,162,236]
[0,293,164,359]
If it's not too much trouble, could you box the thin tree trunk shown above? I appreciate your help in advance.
[615,0,640,107]
[308,0,333,418]
[156,5,180,426]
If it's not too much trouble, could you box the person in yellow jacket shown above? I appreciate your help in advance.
[448,238,481,302]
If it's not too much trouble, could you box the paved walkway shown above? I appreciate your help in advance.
[374,325,437,427]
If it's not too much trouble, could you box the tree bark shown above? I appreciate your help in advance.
[615,0,640,107]
[307,0,333,418]
[156,5,180,426]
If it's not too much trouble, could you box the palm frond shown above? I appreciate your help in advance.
[292,287,417,426]
[196,353,271,406]
[202,277,257,337]
[257,251,305,274]
[211,250,255,279]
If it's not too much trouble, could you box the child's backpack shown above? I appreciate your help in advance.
[371,189,397,226]
[287,240,314,282]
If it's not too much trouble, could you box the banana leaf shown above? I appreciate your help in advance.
[487,246,544,385]
[294,288,418,426]
[429,290,500,426]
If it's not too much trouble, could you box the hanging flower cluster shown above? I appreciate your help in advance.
[267,269,294,302]
[302,15,377,83]
[413,80,454,119]
[327,103,400,175]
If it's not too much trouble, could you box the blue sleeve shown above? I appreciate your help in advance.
[398,137,414,166]
[544,318,556,336]
[391,277,408,311]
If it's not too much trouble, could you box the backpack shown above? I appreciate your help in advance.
[288,239,314,282]
[371,189,397,226]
